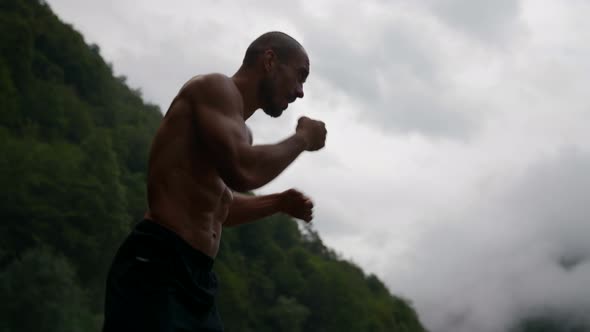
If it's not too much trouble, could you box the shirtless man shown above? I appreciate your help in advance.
[103,32,326,331]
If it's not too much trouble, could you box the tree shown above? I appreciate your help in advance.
[0,247,100,332]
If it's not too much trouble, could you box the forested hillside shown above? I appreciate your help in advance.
[0,1,426,331]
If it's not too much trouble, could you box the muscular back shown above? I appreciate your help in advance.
[145,74,250,258]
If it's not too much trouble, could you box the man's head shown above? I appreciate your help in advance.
[242,31,309,118]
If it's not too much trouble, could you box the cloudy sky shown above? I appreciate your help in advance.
[46,0,590,331]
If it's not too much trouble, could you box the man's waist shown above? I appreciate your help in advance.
[135,219,216,271]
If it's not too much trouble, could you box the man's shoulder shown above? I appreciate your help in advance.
[174,73,243,119]
[180,73,240,102]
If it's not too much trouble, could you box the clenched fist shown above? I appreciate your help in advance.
[279,188,314,222]
[296,116,327,151]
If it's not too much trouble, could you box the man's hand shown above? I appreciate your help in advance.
[279,188,314,222]
[296,116,327,151]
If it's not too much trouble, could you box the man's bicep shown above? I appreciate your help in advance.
[194,105,252,183]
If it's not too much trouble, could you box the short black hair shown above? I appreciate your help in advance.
[242,31,304,67]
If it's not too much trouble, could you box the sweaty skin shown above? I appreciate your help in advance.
[143,69,324,258]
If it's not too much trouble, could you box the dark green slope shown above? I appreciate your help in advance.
[0,1,426,331]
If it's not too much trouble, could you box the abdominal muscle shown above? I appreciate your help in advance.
[144,169,233,258]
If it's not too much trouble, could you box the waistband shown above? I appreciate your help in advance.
[134,219,215,271]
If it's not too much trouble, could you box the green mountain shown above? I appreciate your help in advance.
[0,0,426,331]
[511,312,590,332]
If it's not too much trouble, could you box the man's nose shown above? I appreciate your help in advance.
[296,84,304,99]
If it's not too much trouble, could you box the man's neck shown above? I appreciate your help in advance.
[231,67,260,120]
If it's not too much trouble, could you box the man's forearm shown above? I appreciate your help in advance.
[241,134,307,190]
[223,192,284,227]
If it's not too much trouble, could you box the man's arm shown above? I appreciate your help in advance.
[223,192,283,227]
[224,189,313,227]
[189,75,325,192]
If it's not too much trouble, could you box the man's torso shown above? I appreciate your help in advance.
[144,74,249,258]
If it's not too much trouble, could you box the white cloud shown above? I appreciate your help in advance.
[384,148,590,332]
[422,0,527,46]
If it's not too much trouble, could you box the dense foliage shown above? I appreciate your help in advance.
[511,313,590,332]
[0,1,426,331]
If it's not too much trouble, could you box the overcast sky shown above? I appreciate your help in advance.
[46,0,590,331]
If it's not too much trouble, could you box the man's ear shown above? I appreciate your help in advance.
[263,49,276,73]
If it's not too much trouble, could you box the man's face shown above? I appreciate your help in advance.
[260,49,309,118]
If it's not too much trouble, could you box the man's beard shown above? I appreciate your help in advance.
[259,77,284,118]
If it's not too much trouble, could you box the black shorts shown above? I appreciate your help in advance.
[103,219,224,332]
